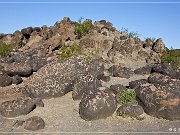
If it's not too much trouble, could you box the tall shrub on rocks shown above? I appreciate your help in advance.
[75,17,92,39]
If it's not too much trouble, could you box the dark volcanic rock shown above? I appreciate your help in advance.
[1,63,33,76]
[72,74,102,100]
[28,57,47,72]
[117,102,144,117]
[24,116,45,131]
[152,63,178,79]
[24,57,104,99]
[129,79,148,89]
[33,27,41,32]
[0,72,12,87]
[12,75,23,85]
[110,84,127,95]
[0,98,44,118]
[79,88,117,121]
[135,82,180,120]
[108,65,134,78]
[134,65,154,74]
[21,27,33,38]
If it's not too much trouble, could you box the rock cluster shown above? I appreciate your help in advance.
[130,63,180,120]
[0,17,179,132]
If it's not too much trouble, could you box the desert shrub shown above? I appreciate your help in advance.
[58,42,81,59]
[75,17,92,39]
[0,43,13,56]
[120,28,141,39]
[161,47,180,69]
[128,32,141,38]
[118,89,137,105]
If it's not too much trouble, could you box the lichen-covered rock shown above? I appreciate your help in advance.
[0,72,12,87]
[135,82,180,120]
[152,63,179,79]
[108,65,134,78]
[79,88,117,121]
[24,57,104,99]
[24,116,45,131]
[72,74,102,100]
[0,62,33,76]
[117,102,144,117]
[110,84,127,95]
[129,79,148,89]
[0,98,44,118]
[134,64,154,74]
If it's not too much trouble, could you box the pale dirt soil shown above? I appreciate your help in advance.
[0,74,180,135]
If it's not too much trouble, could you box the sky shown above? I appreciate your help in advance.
[0,0,180,49]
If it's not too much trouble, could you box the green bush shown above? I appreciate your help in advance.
[0,43,13,56]
[161,47,180,69]
[58,42,81,59]
[75,17,92,39]
[118,89,137,105]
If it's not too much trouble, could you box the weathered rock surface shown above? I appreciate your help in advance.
[152,63,179,79]
[11,75,23,85]
[24,57,104,99]
[117,102,144,117]
[110,84,127,95]
[0,72,12,87]
[72,74,102,100]
[0,62,33,76]
[134,64,154,74]
[135,73,180,120]
[129,79,148,89]
[24,116,45,131]
[79,87,117,121]
[0,98,44,118]
[108,65,134,78]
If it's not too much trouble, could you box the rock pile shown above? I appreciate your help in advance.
[0,17,179,132]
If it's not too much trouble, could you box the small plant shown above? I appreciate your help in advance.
[161,47,180,70]
[117,111,126,118]
[58,42,81,59]
[118,89,137,105]
[134,116,145,121]
[128,31,141,38]
[0,43,13,56]
[75,17,92,39]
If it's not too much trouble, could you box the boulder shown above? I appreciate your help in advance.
[0,72,12,87]
[21,27,33,38]
[117,102,144,117]
[1,62,33,76]
[33,27,41,32]
[12,75,23,85]
[72,74,102,100]
[24,116,45,131]
[148,73,180,90]
[110,84,127,95]
[152,63,178,79]
[134,65,154,74]
[0,98,44,118]
[129,79,148,89]
[108,65,134,78]
[79,88,117,121]
[152,38,165,53]
[24,57,104,99]
[135,82,180,120]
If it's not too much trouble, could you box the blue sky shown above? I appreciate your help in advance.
[0,0,180,49]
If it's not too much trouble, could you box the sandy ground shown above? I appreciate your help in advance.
[0,75,180,135]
